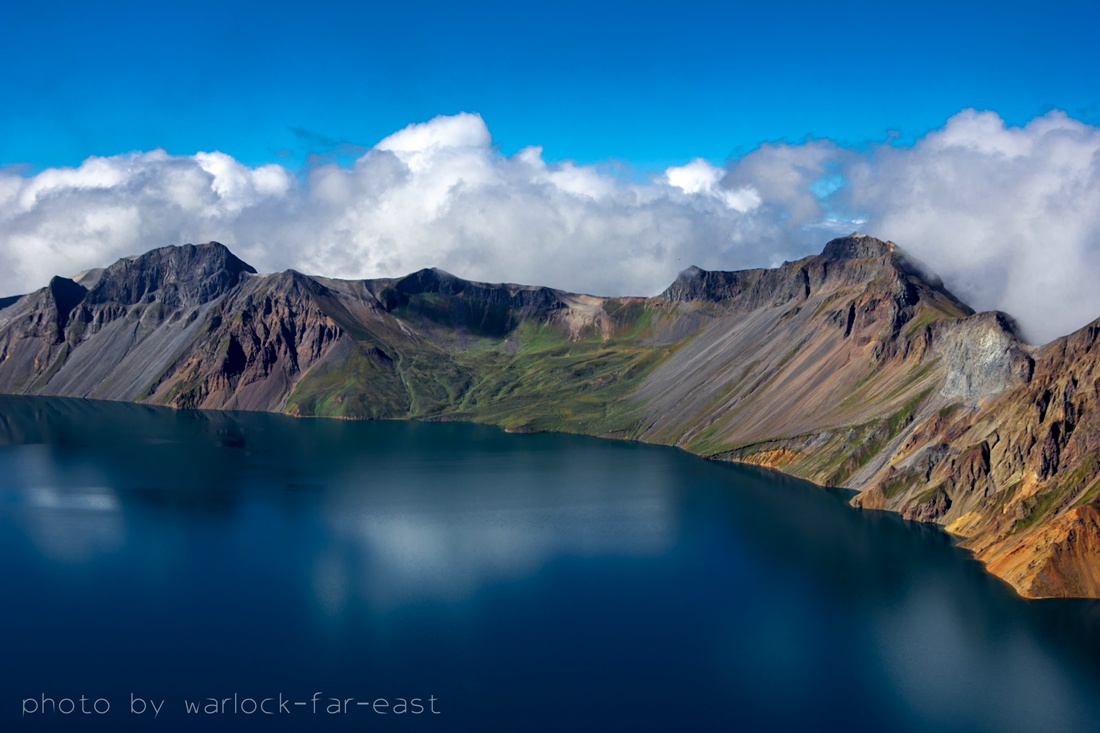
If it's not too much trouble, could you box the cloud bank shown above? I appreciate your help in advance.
[2,110,1098,343]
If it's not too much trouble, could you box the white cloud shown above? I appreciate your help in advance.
[0,113,818,301]
[666,157,762,213]
[376,112,492,156]
[1,109,1098,344]
[844,109,1100,343]
[666,158,723,195]
[194,151,292,212]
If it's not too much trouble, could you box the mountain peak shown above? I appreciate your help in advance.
[821,233,896,260]
[395,267,467,296]
[660,265,741,302]
[86,241,257,308]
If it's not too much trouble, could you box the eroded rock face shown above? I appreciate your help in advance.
[46,277,88,341]
[935,311,1034,402]
[146,271,348,412]
[851,312,1100,597]
[0,243,263,400]
[3,233,1100,598]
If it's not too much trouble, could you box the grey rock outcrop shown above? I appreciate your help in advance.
[935,311,1034,402]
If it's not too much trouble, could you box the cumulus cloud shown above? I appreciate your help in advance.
[666,158,763,213]
[1,109,1098,343]
[844,110,1100,344]
[0,113,826,303]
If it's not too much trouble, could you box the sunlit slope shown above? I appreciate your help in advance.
[631,235,983,479]
[284,280,682,433]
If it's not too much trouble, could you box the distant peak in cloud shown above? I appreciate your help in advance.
[1,110,1098,344]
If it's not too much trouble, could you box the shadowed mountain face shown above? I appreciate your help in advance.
[1,234,1098,599]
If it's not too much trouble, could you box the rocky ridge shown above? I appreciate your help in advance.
[1,234,1098,598]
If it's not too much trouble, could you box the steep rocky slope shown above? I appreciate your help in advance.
[852,317,1100,597]
[1,235,1097,598]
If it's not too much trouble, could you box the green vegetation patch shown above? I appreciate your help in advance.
[1013,488,1065,535]
[888,387,932,433]
[602,298,653,337]
[881,470,925,500]
[283,307,681,436]
[938,403,961,419]
[883,364,936,403]
[912,483,947,507]
[1067,450,1100,507]
[285,341,412,419]
[820,390,931,486]
[445,324,672,435]
[904,304,939,339]
[396,292,519,338]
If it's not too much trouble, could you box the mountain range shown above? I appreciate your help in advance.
[1,234,1097,599]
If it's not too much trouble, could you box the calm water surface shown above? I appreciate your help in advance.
[1,395,1099,732]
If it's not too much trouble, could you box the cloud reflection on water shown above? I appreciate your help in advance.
[311,489,675,611]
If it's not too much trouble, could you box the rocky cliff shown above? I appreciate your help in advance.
[1,234,1098,599]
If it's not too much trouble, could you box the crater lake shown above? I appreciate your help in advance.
[2,394,1099,732]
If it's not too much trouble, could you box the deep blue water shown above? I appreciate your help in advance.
[1,395,1099,732]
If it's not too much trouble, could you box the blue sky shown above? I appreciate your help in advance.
[2,0,1097,171]
[2,1,1100,344]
